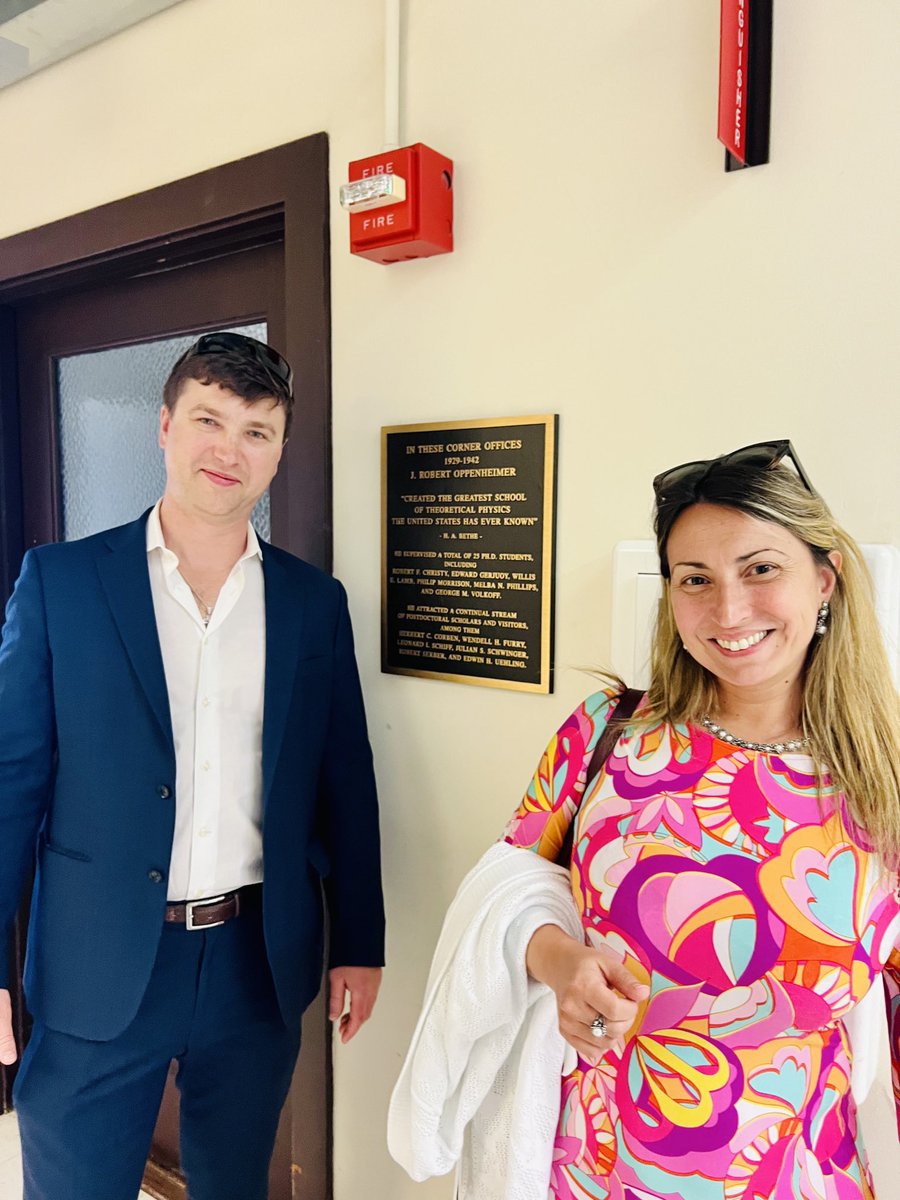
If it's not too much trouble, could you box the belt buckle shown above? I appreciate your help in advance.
[185,894,227,931]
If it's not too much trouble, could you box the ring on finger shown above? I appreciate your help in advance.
[590,1013,608,1039]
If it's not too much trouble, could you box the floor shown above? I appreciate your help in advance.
[0,1113,155,1199]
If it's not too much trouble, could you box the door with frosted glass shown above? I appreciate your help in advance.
[55,321,271,540]
[16,244,287,549]
[11,242,299,1200]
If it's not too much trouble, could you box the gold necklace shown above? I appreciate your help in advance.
[183,579,214,626]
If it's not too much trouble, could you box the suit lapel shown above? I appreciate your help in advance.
[261,547,306,805]
[96,522,306,790]
[96,514,174,753]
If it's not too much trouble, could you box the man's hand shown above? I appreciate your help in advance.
[328,966,383,1044]
[526,924,648,1066]
[0,989,17,1065]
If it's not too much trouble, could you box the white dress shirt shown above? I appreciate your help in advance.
[146,501,266,901]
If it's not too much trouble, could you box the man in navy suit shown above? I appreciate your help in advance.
[0,332,385,1199]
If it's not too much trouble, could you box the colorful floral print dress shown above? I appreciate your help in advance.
[503,689,900,1200]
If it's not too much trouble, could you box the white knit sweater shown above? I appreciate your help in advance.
[387,841,582,1200]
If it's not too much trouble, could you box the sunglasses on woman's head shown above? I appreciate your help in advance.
[182,331,294,393]
[652,439,816,504]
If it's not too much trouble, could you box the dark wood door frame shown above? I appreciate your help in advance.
[0,134,333,1200]
[0,132,332,570]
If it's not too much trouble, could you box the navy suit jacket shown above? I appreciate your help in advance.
[0,513,385,1041]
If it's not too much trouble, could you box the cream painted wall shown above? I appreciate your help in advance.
[1,2,899,1198]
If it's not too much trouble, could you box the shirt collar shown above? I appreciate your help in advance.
[145,500,263,567]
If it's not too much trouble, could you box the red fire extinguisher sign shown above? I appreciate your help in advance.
[717,0,773,168]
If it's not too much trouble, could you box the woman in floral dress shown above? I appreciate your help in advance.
[508,441,900,1200]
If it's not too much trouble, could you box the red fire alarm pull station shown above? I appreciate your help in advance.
[717,0,773,170]
[340,143,453,264]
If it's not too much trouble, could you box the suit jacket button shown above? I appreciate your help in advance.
[157,785,171,799]
[148,869,164,884]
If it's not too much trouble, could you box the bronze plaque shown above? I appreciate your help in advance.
[382,415,557,693]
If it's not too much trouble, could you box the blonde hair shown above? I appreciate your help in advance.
[643,463,900,864]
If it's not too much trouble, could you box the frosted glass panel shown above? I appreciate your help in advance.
[57,322,271,542]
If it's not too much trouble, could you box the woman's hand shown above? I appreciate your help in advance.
[526,924,648,1065]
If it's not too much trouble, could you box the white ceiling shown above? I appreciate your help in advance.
[0,0,186,88]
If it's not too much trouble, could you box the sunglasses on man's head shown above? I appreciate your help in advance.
[186,331,294,394]
[652,439,816,504]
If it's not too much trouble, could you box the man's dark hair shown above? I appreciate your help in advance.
[163,345,294,441]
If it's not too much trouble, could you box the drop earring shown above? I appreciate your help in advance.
[815,601,830,636]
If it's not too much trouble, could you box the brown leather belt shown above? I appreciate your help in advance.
[165,889,242,930]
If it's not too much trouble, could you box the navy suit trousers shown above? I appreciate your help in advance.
[14,892,301,1200]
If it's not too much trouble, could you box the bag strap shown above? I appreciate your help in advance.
[584,687,643,785]
[556,687,643,866]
